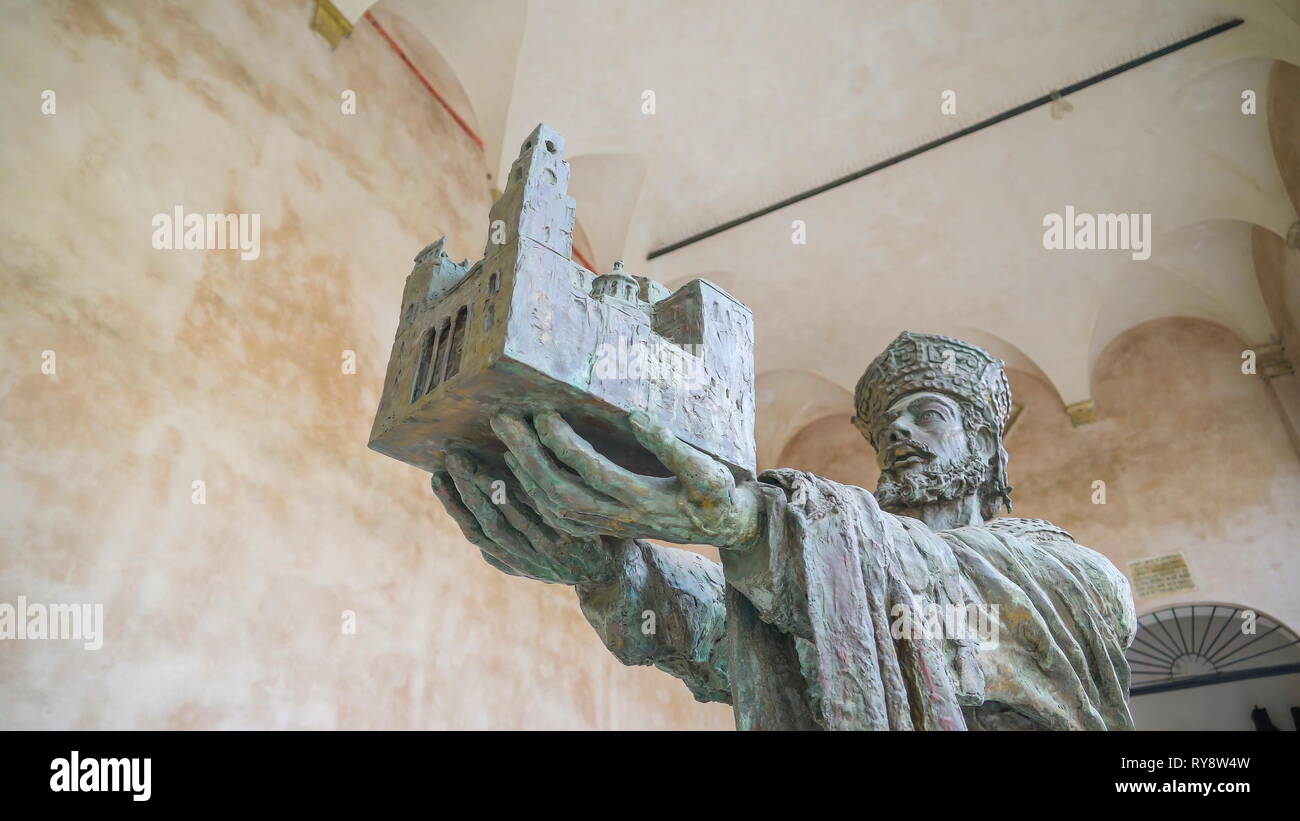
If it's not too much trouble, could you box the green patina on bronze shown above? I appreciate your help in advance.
[368,123,755,486]
[371,125,1137,731]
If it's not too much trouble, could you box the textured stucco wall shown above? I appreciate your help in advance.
[1009,319,1300,633]
[0,0,731,730]
[779,414,879,491]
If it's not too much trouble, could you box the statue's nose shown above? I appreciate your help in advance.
[886,421,911,443]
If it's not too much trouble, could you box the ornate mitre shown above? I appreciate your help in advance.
[853,331,1014,514]
[854,331,1011,434]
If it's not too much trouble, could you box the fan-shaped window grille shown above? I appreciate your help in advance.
[1127,604,1300,696]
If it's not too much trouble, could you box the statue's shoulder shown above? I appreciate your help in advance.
[983,516,1074,544]
[984,518,1135,647]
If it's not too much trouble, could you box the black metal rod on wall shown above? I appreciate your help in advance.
[1129,661,1300,696]
[646,17,1245,261]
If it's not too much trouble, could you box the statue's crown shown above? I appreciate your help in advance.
[855,331,1011,433]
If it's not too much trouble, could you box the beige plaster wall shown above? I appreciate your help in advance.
[0,0,731,730]
[1268,60,1300,216]
[1011,319,1300,632]
[778,414,879,492]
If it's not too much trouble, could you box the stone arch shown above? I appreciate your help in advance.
[939,324,1071,423]
[1002,317,1300,646]
[1128,601,1300,690]
[754,369,853,471]
[368,0,528,179]
[776,412,879,490]
[1091,315,1252,401]
[362,3,485,136]
[946,326,1055,390]
[1127,601,1300,730]
[1086,219,1280,399]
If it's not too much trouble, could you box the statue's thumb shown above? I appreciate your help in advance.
[629,410,728,499]
[628,410,672,458]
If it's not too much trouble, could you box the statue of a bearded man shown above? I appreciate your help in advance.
[432,331,1137,730]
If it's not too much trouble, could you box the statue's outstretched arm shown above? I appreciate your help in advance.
[576,539,732,705]
[430,443,732,704]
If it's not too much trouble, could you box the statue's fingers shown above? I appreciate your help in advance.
[534,411,654,506]
[468,468,562,554]
[507,481,547,520]
[504,451,604,539]
[446,454,554,578]
[491,413,624,520]
[501,473,552,523]
[562,509,640,540]
[463,466,609,584]
[627,410,732,500]
[431,471,532,577]
[446,453,529,550]
[431,472,487,542]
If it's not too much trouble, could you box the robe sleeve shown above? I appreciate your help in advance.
[574,539,732,704]
[720,468,979,729]
[722,468,1135,731]
[941,524,1136,730]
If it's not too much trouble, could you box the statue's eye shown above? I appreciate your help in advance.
[919,410,942,423]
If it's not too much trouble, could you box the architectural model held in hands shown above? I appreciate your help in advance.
[369,124,756,479]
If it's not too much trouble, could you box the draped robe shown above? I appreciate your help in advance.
[577,468,1137,730]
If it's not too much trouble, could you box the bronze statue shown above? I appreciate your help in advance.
[372,126,1136,730]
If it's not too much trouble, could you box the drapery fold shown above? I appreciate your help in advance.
[577,469,1136,731]
[722,469,1134,730]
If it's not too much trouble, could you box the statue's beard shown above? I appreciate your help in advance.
[875,443,990,514]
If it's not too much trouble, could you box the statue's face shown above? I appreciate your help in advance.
[870,391,970,475]
[868,391,992,515]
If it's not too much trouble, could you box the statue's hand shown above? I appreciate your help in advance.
[491,410,761,549]
[430,450,619,586]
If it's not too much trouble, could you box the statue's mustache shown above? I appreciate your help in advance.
[884,439,935,468]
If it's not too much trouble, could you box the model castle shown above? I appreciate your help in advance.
[368,124,756,479]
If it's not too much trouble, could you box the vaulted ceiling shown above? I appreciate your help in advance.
[345,0,1300,457]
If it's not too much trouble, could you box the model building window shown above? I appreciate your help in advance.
[488,271,500,294]
[430,317,452,390]
[445,306,469,380]
[412,325,437,401]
